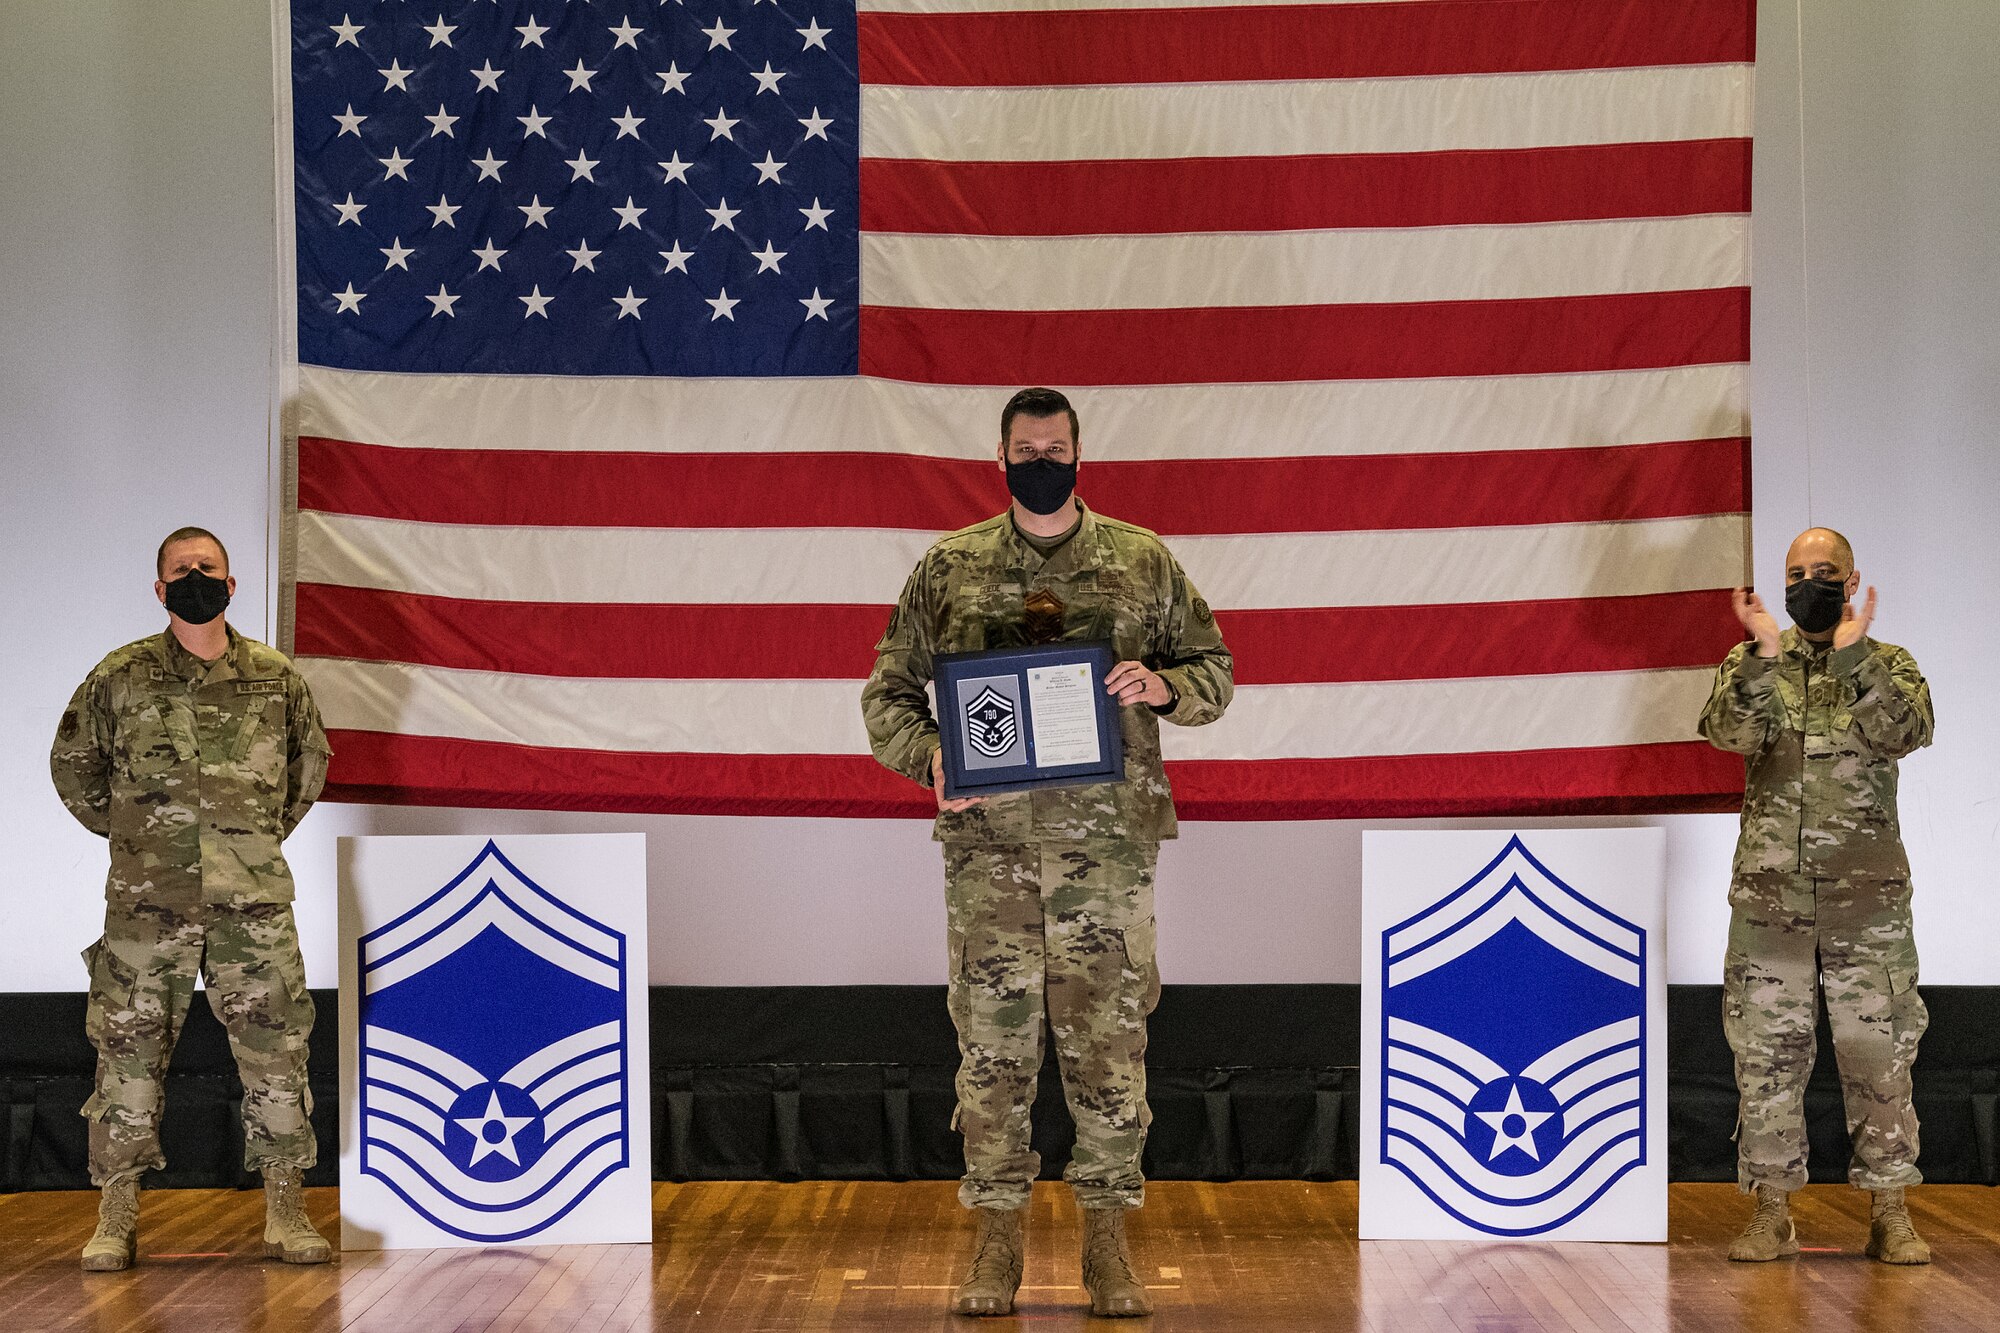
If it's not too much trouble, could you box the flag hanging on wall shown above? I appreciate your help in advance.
[278,0,1756,819]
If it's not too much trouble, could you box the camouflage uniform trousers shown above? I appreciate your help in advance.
[1723,872,1927,1193]
[82,901,317,1185]
[944,839,1161,1211]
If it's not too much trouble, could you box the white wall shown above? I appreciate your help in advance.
[4,2,1995,993]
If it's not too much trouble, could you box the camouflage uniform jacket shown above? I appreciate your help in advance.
[1699,628,1932,880]
[862,501,1234,843]
[50,628,333,907]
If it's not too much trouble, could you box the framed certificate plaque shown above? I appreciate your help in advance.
[934,640,1128,799]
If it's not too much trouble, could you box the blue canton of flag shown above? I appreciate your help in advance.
[1379,837,1649,1236]
[291,0,858,376]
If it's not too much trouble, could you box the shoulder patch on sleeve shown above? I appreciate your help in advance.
[1194,598,1214,626]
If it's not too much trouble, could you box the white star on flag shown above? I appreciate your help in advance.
[333,193,366,225]
[516,18,549,48]
[470,61,504,92]
[799,198,832,231]
[706,198,739,231]
[799,288,832,320]
[702,19,735,50]
[797,19,830,50]
[706,287,739,320]
[426,284,460,317]
[330,15,362,47]
[659,242,693,273]
[332,104,366,136]
[378,147,414,180]
[656,64,689,94]
[425,105,459,137]
[519,196,552,227]
[426,194,460,227]
[750,62,785,94]
[798,108,832,141]
[423,17,456,48]
[703,108,738,141]
[473,240,507,271]
[566,151,599,182]
[609,17,643,49]
[379,238,414,270]
[752,152,785,184]
[567,240,602,271]
[564,61,597,92]
[472,150,506,181]
[613,197,647,229]
[518,106,551,138]
[520,285,554,318]
[611,107,646,139]
[750,240,786,273]
[613,287,647,319]
[378,60,412,92]
[332,283,365,313]
[659,153,691,184]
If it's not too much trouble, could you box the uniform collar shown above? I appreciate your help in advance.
[1003,498,1103,576]
[155,625,246,684]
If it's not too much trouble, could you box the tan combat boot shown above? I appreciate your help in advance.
[1866,1187,1932,1265]
[952,1206,1026,1316]
[80,1177,139,1272]
[1727,1184,1799,1262]
[262,1167,332,1264]
[1080,1207,1152,1317]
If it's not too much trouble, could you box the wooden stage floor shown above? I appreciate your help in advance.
[2,1181,1996,1332]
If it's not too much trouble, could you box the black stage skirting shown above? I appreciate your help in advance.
[2,985,1996,1191]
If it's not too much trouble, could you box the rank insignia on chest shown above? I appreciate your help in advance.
[1023,588,1067,645]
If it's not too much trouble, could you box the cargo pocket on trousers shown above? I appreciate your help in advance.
[1119,920,1156,972]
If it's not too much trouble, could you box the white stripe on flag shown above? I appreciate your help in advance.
[860,217,1750,311]
[297,363,1749,461]
[295,511,1749,610]
[300,659,1716,760]
[860,66,1753,161]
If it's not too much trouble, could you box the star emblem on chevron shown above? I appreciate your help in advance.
[290,1,858,376]
[357,841,632,1240]
[1379,837,1649,1235]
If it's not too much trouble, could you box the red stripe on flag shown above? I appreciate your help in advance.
[297,437,1748,534]
[862,140,1753,236]
[294,585,1744,684]
[858,0,1753,87]
[320,731,1744,819]
[860,289,1751,386]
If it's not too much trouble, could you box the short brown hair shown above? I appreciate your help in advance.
[1000,387,1080,444]
[157,527,230,578]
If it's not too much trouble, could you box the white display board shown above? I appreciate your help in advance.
[338,834,652,1250]
[1361,830,1667,1241]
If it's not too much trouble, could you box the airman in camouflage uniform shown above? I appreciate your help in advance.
[863,389,1232,1317]
[1699,527,1934,1265]
[50,527,334,1270]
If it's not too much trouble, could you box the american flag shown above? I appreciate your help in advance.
[282,0,1755,819]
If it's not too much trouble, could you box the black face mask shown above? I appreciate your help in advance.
[1005,458,1077,516]
[163,569,231,625]
[1784,577,1847,634]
